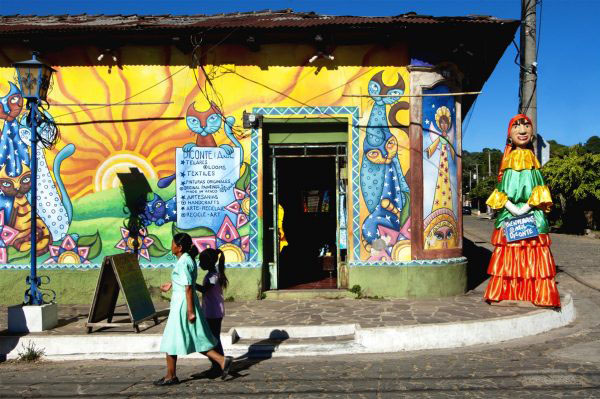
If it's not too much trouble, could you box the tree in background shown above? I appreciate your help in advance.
[584,135,600,154]
[468,175,497,211]
[542,150,600,233]
[462,148,502,206]
[547,139,570,158]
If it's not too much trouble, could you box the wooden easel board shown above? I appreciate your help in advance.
[86,253,158,333]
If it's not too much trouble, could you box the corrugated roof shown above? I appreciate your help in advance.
[0,9,516,35]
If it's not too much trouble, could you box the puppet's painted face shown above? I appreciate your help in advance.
[509,118,533,148]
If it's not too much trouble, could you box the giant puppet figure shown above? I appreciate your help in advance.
[484,114,560,308]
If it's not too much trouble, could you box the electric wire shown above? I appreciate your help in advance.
[461,92,479,142]
[46,25,465,161]
[52,24,236,120]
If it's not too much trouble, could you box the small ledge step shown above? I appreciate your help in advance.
[234,334,356,347]
[226,335,358,357]
[264,289,355,300]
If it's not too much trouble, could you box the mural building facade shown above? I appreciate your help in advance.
[0,13,518,301]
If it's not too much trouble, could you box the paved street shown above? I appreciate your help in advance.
[1,215,600,398]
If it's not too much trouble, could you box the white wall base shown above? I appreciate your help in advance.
[8,303,58,333]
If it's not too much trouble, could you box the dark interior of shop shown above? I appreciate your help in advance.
[277,157,337,289]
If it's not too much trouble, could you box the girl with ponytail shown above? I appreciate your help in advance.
[155,233,233,386]
[196,248,228,375]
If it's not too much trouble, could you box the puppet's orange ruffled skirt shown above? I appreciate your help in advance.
[483,228,561,307]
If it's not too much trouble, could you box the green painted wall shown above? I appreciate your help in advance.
[348,263,467,298]
[0,268,262,305]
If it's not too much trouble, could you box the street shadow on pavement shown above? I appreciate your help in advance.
[463,237,492,292]
[190,329,289,382]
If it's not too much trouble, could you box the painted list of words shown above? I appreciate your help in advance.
[176,147,241,230]
[504,214,539,242]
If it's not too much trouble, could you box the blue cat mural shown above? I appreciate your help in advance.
[157,101,243,190]
[360,71,410,259]
[141,193,177,227]
[0,82,74,256]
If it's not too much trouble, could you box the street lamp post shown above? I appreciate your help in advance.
[13,52,56,306]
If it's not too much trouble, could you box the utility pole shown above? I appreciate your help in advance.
[520,0,537,136]
[474,164,480,212]
[488,151,492,176]
[469,171,472,192]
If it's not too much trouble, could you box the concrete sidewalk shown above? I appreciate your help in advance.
[0,291,576,360]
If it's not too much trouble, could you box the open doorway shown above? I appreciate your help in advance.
[277,156,337,289]
[261,118,349,291]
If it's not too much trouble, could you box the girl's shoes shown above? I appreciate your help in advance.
[221,356,234,380]
[153,376,180,386]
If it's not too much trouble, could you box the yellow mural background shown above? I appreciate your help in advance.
[0,43,411,264]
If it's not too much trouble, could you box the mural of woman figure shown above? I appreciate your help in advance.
[426,105,456,216]
[484,114,560,308]
[423,105,458,250]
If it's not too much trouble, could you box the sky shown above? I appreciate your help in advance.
[2,0,598,152]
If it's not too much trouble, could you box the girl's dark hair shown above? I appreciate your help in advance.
[199,248,229,289]
[173,233,199,260]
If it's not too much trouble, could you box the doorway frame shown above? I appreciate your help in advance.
[253,105,359,290]
[269,144,346,289]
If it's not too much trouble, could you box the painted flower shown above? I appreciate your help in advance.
[217,216,247,262]
[224,188,250,228]
[115,227,154,260]
[192,236,217,252]
[191,216,250,263]
[0,210,18,264]
[44,234,91,264]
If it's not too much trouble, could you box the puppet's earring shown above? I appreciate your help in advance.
[506,137,513,146]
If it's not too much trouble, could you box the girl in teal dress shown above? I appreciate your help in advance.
[155,233,233,386]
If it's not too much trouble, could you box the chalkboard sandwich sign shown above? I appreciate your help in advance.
[86,253,158,333]
[503,213,539,242]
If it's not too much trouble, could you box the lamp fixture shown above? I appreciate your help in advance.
[309,51,335,63]
[97,49,118,63]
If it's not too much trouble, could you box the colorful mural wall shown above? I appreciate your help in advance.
[421,85,460,250]
[358,71,411,262]
[0,43,414,269]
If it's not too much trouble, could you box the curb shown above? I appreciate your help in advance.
[0,294,575,361]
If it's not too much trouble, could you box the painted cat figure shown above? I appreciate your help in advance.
[0,163,51,254]
[157,101,243,189]
[19,113,74,242]
[184,101,243,160]
[0,82,73,257]
[360,71,410,255]
[142,193,177,227]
